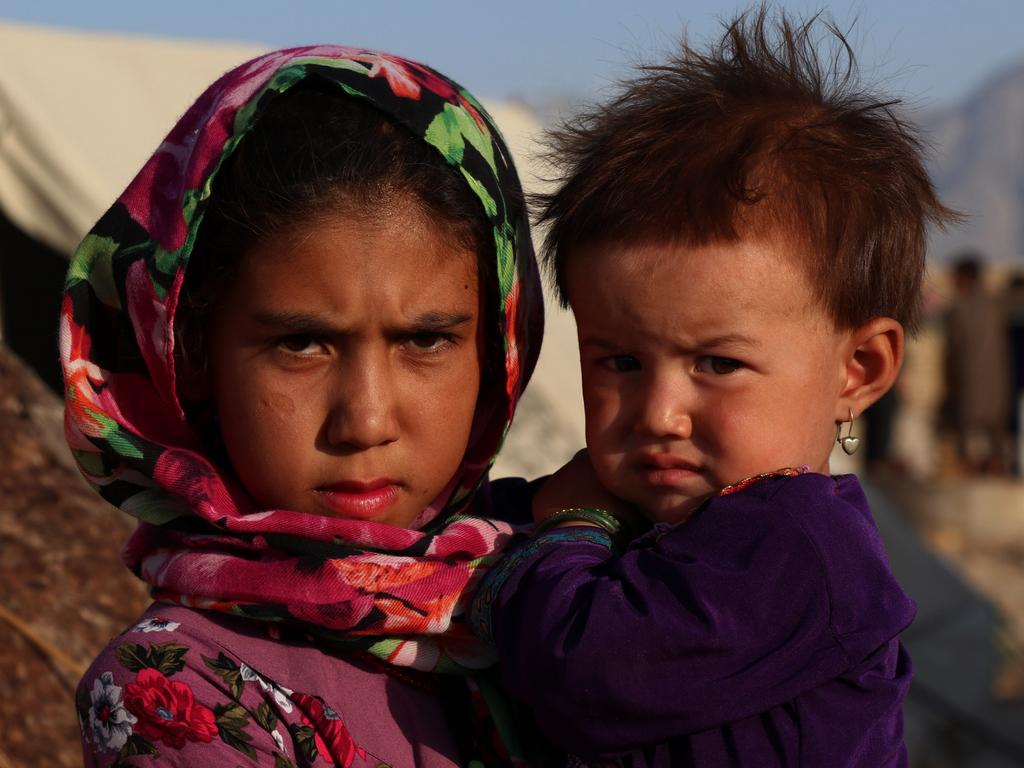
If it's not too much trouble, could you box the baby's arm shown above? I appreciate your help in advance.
[530,450,637,524]
[474,477,850,759]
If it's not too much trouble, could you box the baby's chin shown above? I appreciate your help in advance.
[629,491,713,526]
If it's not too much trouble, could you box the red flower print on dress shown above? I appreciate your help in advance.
[123,668,217,749]
[293,692,365,767]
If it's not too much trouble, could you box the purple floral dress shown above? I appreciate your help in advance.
[80,603,476,767]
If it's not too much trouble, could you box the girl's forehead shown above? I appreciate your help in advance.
[225,207,480,313]
[246,198,477,266]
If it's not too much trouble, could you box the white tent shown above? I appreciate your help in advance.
[0,19,584,477]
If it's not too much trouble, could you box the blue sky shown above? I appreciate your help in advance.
[2,0,1022,110]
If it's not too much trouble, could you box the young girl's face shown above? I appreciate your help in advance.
[567,236,854,523]
[201,199,483,528]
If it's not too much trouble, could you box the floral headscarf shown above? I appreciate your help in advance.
[61,46,543,673]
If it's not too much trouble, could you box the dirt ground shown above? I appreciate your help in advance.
[877,474,1024,701]
[0,344,149,768]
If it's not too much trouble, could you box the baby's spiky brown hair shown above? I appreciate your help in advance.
[536,5,959,331]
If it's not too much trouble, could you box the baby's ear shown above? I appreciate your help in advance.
[837,317,904,421]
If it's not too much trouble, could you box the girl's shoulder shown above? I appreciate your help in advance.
[77,604,467,768]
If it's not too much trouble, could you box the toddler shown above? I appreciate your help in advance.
[474,9,955,766]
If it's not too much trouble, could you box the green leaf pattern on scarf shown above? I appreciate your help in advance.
[65,234,121,308]
[425,102,497,173]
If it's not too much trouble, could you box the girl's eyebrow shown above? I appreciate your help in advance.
[252,311,341,335]
[250,310,474,335]
[407,311,474,332]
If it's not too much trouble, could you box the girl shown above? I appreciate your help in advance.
[67,46,543,767]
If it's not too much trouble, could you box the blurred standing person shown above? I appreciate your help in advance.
[1005,271,1024,474]
[864,387,903,475]
[944,254,1010,473]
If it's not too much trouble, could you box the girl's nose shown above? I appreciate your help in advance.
[324,358,400,450]
[636,374,693,440]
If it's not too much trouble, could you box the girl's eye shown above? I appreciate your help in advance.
[277,335,326,355]
[696,356,743,375]
[601,355,641,373]
[406,333,455,353]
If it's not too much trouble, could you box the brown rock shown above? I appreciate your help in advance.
[0,344,150,768]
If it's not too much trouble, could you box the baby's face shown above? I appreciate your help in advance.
[202,201,483,527]
[567,237,852,523]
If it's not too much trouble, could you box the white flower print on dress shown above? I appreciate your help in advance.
[272,729,285,752]
[88,672,137,751]
[132,616,181,633]
[239,663,294,713]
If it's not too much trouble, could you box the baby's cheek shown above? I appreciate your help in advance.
[582,387,623,436]
[706,403,760,449]
[585,448,629,506]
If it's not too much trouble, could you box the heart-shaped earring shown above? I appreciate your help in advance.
[836,407,859,455]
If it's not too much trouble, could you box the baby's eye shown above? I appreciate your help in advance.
[601,355,641,373]
[276,335,326,355]
[695,356,743,375]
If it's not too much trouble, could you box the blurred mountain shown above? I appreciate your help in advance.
[924,60,1024,265]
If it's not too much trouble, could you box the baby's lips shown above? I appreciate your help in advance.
[636,451,703,472]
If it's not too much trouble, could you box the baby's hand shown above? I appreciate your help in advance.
[533,450,637,526]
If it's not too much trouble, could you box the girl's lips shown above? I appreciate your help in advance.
[314,480,400,520]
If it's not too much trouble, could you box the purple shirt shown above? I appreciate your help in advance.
[476,473,916,766]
